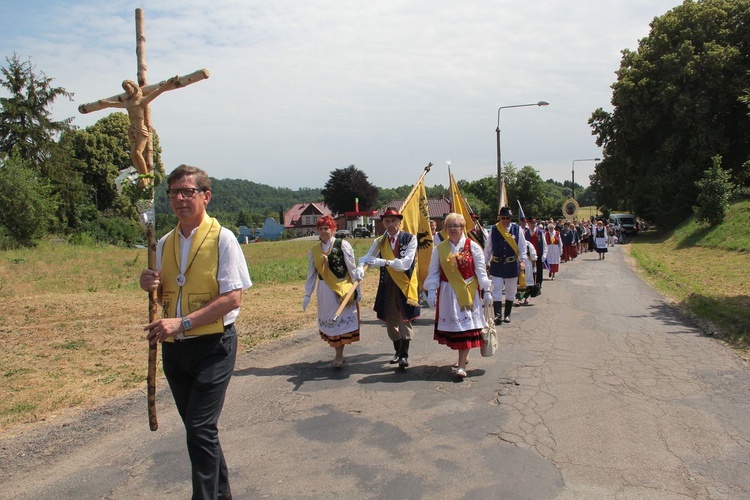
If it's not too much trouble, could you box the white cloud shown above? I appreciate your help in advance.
[0,0,680,189]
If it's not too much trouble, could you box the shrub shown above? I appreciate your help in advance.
[694,156,734,226]
[0,158,58,247]
[80,214,145,246]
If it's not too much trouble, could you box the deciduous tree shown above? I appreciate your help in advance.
[321,165,378,215]
[62,112,164,214]
[589,0,750,228]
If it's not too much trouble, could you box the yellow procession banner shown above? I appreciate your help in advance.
[399,178,432,292]
[449,171,482,247]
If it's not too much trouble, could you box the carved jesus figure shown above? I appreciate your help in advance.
[97,76,179,183]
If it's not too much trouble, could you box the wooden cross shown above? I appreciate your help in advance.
[78,9,209,188]
[78,8,210,431]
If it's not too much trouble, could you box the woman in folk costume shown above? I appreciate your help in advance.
[303,216,363,368]
[594,219,609,260]
[358,207,421,370]
[545,222,563,280]
[425,213,492,379]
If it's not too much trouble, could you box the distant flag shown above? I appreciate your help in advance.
[517,200,526,224]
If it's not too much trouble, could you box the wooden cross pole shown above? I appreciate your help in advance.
[78,8,210,431]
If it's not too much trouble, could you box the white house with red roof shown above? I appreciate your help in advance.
[283,202,333,236]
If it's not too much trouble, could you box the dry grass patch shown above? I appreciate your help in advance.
[0,239,381,433]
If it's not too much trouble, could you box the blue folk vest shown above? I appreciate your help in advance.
[489,223,521,278]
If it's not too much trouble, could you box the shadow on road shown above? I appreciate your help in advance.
[234,354,487,390]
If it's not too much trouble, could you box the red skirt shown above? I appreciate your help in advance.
[434,328,483,350]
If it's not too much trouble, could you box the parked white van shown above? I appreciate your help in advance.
[609,213,638,236]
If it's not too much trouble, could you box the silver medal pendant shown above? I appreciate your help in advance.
[176,274,186,286]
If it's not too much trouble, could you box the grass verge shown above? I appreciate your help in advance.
[628,200,749,351]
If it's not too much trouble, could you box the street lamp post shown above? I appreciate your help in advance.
[496,101,549,204]
[571,157,601,198]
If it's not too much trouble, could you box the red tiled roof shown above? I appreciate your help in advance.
[284,202,332,228]
[377,198,451,219]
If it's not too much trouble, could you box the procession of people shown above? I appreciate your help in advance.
[139,165,622,498]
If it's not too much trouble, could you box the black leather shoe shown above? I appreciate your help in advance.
[389,354,400,364]
[494,314,504,325]
[398,357,409,369]
[503,316,511,323]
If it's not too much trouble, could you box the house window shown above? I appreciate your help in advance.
[305,216,311,225]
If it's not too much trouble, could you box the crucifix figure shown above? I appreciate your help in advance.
[80,70,209,188]
[92,76,178,187]
[78,8,210,432]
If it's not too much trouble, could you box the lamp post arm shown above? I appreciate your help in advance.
[495,101,549,206]
[571,157,601,200]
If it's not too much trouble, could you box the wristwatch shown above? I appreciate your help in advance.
[181,316,192,332]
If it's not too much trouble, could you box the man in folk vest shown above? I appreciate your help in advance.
[358,207,421,369]
[140,164,252,500]
[485,206,527,324]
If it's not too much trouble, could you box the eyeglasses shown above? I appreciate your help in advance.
[167,188,205,199]
[446,224,464,229]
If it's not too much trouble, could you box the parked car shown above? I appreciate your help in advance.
[334,229,352,238]
[352,226,371,238]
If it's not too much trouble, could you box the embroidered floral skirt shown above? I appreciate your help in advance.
[316,279,360,347]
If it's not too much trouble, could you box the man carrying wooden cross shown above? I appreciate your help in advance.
[140,164,252,499]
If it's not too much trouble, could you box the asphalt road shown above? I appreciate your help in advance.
[1,244,749,499]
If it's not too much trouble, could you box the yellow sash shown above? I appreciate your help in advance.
[495,222,520,257]
[311,241,355,305]
[518,264,527,289]
[380,236,420,306]
[437,239,478,309]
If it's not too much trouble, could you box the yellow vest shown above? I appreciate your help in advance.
[161,215,224,340]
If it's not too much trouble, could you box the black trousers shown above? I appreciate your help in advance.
[162,326,237,500]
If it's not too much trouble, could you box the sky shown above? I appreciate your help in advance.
[0,0,682,190]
